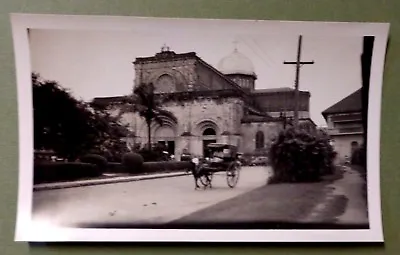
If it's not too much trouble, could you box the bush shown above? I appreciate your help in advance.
[351,144,366,167]
[141,161,194,173]
[106,162,129,173]
[34,162,101,184]
[102,141,131,162]
[122,152,144,172]
[79,154,108,170]
[137,148,165,162]
[268,128,337,183]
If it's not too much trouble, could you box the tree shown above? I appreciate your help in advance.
[117,82,176,151]
[88,103,132,161]
[268,127,337,183]
[32,73,130,160]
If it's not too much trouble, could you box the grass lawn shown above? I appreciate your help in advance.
[169,167,345,228]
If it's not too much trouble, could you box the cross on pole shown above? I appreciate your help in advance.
[283,35,314,129]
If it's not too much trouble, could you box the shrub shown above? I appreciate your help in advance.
[105,161,194,174]
[137,148,165,162]
[106,162,129,173]
[79,154,108,171]
[141,161,194,173]
[34,162,101,184]
[268,127,337,183]
[122,152,144,172]
[102,150,114,162]
[103,140,131,162]
[351,144,366,167]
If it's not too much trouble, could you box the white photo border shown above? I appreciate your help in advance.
[10,13,389,243]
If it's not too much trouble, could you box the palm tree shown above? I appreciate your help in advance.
[119,82,176,151]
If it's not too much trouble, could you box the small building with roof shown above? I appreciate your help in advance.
[321,88,364,163]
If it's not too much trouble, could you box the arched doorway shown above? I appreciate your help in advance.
[202,127,217,158]
[154,126,176,155]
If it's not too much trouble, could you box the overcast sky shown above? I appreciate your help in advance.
[29,25,363,127]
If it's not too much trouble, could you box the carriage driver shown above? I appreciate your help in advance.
[210,149,225,163]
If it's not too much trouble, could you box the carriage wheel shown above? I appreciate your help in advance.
[226,162,240,188]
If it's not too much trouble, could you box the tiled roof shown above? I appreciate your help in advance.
[252,87,310,99]
[322,88,362,117]
[252,87,294,94]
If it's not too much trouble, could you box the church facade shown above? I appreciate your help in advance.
[92,46,316,160]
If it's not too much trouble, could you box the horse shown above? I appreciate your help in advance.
[190,162,213,190]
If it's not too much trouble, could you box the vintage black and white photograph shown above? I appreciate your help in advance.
[11,14,388,242]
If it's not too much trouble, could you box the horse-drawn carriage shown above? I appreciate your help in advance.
[190,143,241,189]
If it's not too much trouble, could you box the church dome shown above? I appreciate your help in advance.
[217,48,256,77]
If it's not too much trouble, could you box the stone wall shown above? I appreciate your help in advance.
[240,121,283,154]
[268,111,310,119]
[134,58,198,93]
[133,55,242,94]
[118,96,245,159]
[109,99,312,157]
[331,134,364,163]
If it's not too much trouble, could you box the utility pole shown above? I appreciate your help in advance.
[283,35,314,128]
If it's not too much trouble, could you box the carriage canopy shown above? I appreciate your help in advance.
[206,143,238,158]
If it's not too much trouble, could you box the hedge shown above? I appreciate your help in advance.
[79,154,108,170]
[105,161,195,174]
[141,161,194,173]
[34,162,102,184]
[34,160,195,184]
[106,162,129,173]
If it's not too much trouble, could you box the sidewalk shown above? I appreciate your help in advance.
[33,171,191,191]
[302,165,369,225]
[333,165,369,224]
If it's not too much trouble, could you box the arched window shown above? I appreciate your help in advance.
[255,131,265,149]
[203,128,216,136]
[155,74,176,93]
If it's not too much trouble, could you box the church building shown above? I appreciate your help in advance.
[92,45,316,160]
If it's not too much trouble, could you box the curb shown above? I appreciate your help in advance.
[33,171,192,191]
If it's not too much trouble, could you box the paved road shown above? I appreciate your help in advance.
[32,166,272,228]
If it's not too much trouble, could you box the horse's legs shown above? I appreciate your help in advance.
[202,173,211,189]
[192,167,200,190]
[194,175,201,190]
